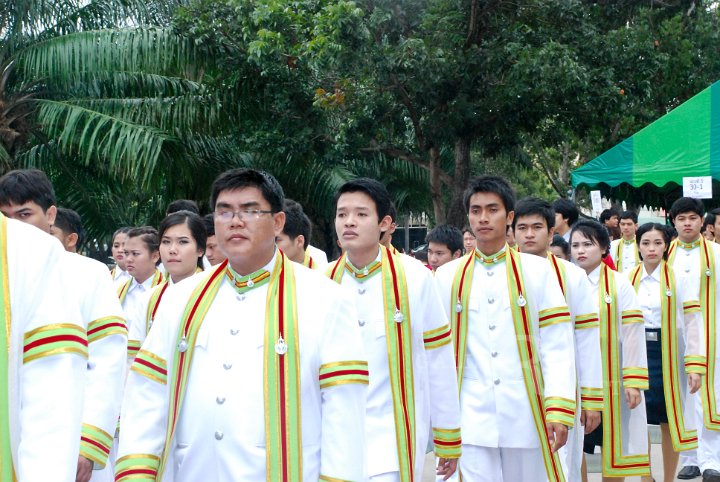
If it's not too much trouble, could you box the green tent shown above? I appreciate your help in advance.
[572,81,720,206]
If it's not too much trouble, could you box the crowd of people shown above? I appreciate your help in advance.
[1,166,719,482]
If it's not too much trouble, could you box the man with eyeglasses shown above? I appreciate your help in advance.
[115,168,368,481]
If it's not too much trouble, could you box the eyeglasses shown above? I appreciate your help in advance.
[214,209,273,223]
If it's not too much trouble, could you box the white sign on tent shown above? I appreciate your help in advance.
[683,176,712,199]
[590,190,602,214]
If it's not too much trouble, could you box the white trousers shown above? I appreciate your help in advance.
[442,445,548,482]
[679,391,720,472]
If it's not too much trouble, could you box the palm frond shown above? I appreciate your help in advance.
[35,98,176,183]
[18,28,202,82]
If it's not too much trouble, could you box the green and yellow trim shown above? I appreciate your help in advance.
[599,265,650,476]
[580,387,604,411]
[23,323,88,364]
[127,340,141,360]
[87,316,127,344]
[685,355,707,375]
[319,476,352,482]
[538,307,571,329]
[621,367,649,390]
[115,453,159,482]
[423,324,452,350]
[0,214,14,481]
[683,300,702,314]
[432,427,461,459]
[319,360,369,389]
[80,423,113,468]
[574,313,599,330]
[621,309,644,325]
[545,396,576,427]
[131,349,168,385]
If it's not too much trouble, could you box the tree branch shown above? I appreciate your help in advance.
[389,73,427,152]
[360,142,453,185]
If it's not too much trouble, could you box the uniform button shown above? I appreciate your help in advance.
[488,297,495,304]
[487,271,494,277]
[685,268,691,273]
[358,288,366,295]
[494,379,500,385]
[215,431,224,440]
[87,361,96,370]
[491,352,498,357]
[358,319,366,327]
[230,329,239,335]
[223,363,232,370]
[489,325,496,330]
[236,295,245,301]
[216,396,226,404]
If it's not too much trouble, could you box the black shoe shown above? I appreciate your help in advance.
[679,465,701,479]
[703,468,720,482]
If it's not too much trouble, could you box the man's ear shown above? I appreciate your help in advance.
[295,234,306,251]
[452,249,462,259]
[66,232,79,251]
[46,205,57,225]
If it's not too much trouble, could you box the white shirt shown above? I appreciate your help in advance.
[610,238,639,273]
[112,266,131,290]
[637,264,662,329]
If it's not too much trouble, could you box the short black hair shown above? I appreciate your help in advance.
[126,226,160,255]
[462,226,474,237]
[667,226,678,239]
[706,208,720,226]
[636,222,671,261]
[570,219,610,256]
[334,177,392,220]
[426,225,463,254]
[54,207,86,250]
[619,210,638,223]
[112,227,131,243]
[282,199,311,249]
[550,234,570,258]
[670,197,705,219]
[210,168,284,213]
[166,199,200,215]
[203,213,215,237]
[599,208,620,224]
[552,198,579,226]
[512,197,555,230]
[159,210,207,269]
[0,169,56,211]
[463,176,516,213]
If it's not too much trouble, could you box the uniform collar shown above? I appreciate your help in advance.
[641,263,661,282]
[678,237,702,250]
[587,265,602,286]
[474,245,507,265]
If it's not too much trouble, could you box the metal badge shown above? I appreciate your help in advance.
[455,302,463,313]
[517,294,527,307]
[706,269,712,277]
[604,293,613,304]
[394,309,404,323]
[178,336,188,353]
[275,335,287,355]
[363,267,369,275]
[247,278,255,287]
[665,288,672,297]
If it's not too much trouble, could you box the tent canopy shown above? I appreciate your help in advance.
[572,81,720,191]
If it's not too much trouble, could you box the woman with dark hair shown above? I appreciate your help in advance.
[110,226,132,288]
[628,223,703,482]
[570,220,650,481]
[128,211,207,351]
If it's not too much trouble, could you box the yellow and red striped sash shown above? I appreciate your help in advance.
[599,265,650,476]
[328,246,416,481]
[145,281,170,334]
[668,238,720,429]
[117,269,163,306]
[302,251,315,269]
[615,239,639,272]
[629,262,697,451]
[0,214,14,481]
[450,246,566,481]
[157,254,302,481]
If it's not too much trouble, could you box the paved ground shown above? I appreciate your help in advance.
[421,427,688,481]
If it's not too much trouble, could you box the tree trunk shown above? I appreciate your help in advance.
[429,146,446,224]
[446,137,472,228]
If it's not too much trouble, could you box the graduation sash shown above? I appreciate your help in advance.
[548,253,568,298]
[302,251,315,269]
[599,264,651,476]
[117,269,163,306]
[328,245,416,482]
[158,254,302,481]
[615,239,639,272]
[145,281,170,334]
[629,262,698,450]
[668,237,720,430]
[449,246,565,482]
[0,215,15,481]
